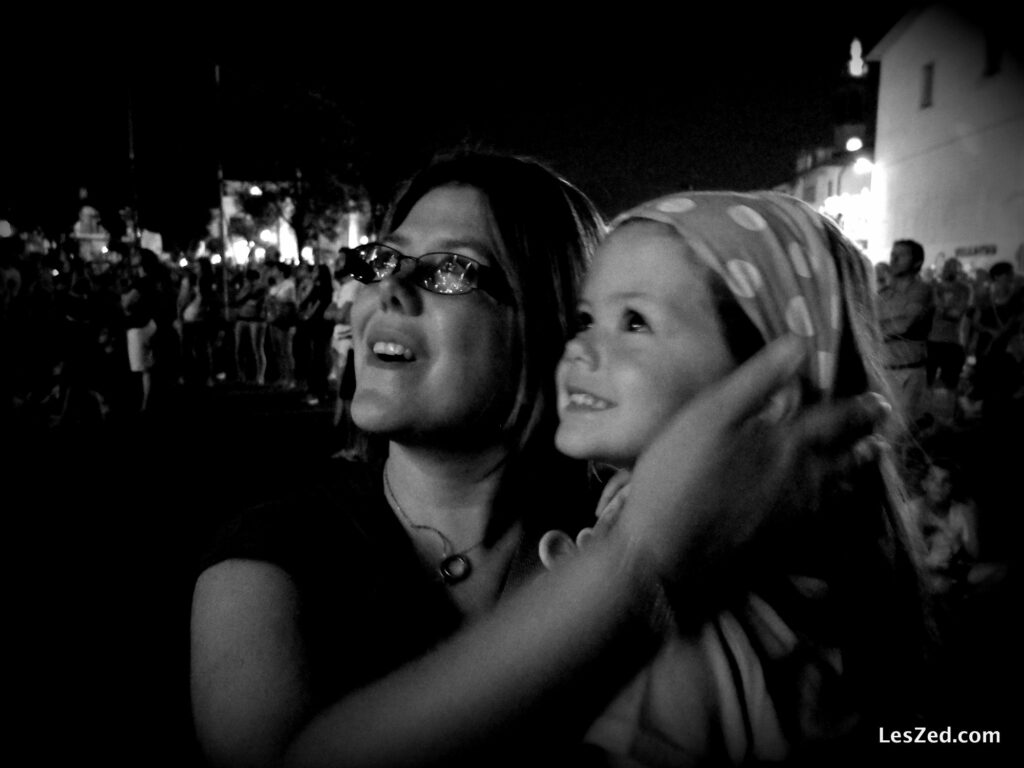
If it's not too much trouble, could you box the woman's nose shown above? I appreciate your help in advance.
[377,267,422,314]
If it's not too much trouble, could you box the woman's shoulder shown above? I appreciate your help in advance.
[197,460,389,577]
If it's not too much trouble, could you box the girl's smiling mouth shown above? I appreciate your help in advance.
[561,386,615,411]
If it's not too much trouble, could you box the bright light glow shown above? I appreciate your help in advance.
[359,235,369,245]
[845,137,863,152]
[865,162,888,264]
[347,214,360,249]
[853,157,874,175]
[848,38,866,77]
[230,238,251,265]
[250,186,262,196]
[259,228,278,245]
[301,246,315,263]
[211,254,222,265]
[52,269,59,277]
[254,247,266,261]
[279,219,299,264]
[196,241,208,257]
[821,187,875,251]
[101,246,109,254]
[179,258,188,268]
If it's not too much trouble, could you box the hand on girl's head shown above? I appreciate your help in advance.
[610,335,890,597]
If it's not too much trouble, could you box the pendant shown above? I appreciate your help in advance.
[439,554,472,584]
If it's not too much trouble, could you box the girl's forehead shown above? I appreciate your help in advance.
[592,224,698,281]
[587,225,714,310]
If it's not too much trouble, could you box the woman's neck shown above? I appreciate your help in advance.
[385,442,512,549]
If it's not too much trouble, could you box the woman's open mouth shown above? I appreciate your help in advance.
[372,341,416,362]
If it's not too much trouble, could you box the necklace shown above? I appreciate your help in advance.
[383,464,487,585]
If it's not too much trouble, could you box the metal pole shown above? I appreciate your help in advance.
[127,83,140,247]
[215,65,231,317]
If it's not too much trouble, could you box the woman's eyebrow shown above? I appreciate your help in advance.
[431,237,492,256]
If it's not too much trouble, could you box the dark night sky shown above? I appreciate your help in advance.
[3,8,917,249]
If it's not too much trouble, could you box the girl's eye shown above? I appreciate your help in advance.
[573,310,593,334]
[623,309,649,332]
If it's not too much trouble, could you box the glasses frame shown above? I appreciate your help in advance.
[349,242,510,301]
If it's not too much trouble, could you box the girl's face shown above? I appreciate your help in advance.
[351,185,517,445]
[555,222,735,468]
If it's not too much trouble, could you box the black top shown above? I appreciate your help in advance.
[199,455,597,710]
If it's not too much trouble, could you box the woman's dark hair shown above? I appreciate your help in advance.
[383,148,605,455]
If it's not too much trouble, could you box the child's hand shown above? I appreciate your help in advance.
[539,469,633,570]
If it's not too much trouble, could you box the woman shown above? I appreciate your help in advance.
[190,151,890,767]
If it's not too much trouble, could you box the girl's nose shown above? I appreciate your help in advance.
[563,332,599,370]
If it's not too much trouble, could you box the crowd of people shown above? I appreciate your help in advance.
[1,224,363,443]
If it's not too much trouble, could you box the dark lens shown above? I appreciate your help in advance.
[351,245,397,283]
[419,253,475,294]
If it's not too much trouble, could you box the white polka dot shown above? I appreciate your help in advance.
[728,205,768,231]
[817,351,835,391]
[830,293,842,329]
[807,245,823,273]
[656,196,696,213]
[724,259,764,299]
[785,296,815,336]
[788,242,812,278]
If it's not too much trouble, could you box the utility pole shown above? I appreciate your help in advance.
[214,64,231,314]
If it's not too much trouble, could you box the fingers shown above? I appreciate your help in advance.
[538,530,577,570]
[596,469,632,519]
[794,392,892,455]
[697,336,807,427]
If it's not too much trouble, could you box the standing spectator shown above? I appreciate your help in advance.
[874,261,891,292]
[926,258,971,422]
[232,268,267,385]
[878,239,933,428]
[296,264,334,406]
[265,260,297,389]
[970,262,1024,420]
[178,257,219,388]
[329,255,360,423]
[121,254,159,412]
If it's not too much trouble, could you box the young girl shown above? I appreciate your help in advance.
[545,191,926,765]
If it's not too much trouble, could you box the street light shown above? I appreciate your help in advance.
[837,156,873,195]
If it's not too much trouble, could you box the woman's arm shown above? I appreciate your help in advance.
[191,337,889,767]
[192,538,662,768]
[191,561,315,767]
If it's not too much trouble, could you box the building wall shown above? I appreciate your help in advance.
[870,5,1024,269]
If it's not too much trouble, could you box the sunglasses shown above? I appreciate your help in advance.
[348,243,510,301]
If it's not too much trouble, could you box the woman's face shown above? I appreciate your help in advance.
[555,222,735,468]
[351,185,518,445]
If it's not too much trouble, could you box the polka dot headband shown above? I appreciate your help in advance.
[611,192,867,403]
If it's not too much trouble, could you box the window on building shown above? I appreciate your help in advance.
[921,62,934,108]
[827,180,834,197]
[802,182,816,204]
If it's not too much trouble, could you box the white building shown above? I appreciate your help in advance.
[866,4,1024,271]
